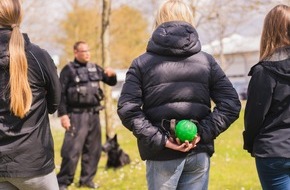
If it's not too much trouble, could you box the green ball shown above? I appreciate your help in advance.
[175,120,197,142]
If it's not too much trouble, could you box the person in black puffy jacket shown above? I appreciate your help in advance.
[243,4,290,190]
[0,0,61,189]
[117,0,241,189]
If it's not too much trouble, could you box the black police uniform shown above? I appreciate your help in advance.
[57,59,117,187]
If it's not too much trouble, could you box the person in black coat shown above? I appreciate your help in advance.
[57,41,117,190]
[243,4,290,190]
[0,0,61,189]
[117,0,241,189]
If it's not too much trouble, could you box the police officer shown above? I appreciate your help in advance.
[57,41,117,190]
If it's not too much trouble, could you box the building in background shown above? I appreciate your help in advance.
[202,33,260,100]
[112,69,127,99]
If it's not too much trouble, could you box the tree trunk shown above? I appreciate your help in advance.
[101,0,115,138]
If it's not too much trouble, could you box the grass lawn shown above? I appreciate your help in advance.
[51,105,262,190]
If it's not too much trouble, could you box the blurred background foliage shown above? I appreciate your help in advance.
[21,0,290,70]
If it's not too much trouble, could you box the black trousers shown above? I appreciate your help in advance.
[57,111,102,186]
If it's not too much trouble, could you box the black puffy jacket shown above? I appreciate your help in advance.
[117,21,241,161]
[0,29,61,177]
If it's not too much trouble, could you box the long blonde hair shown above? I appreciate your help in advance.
[0,0,32,118]
[154,0,195,29]
[260,4,290,61]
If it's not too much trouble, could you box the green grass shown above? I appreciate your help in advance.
[51,106,262,190]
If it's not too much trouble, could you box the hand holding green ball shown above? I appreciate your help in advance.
[175,120,197,143]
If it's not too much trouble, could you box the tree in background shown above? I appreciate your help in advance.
[22,0,288,66]
[56,5,101,68]
[100,0,115,138]
[189,0,275,70]
[101,2,149,137]
[110,5,149,68]
[56,4,148,69]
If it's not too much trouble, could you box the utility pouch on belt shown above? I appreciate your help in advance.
[95,88,104,101]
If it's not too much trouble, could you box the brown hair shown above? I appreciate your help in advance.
[154,0,195,29]
[0,0,32,118]
[73,41,87,51]
[260,4,290,61]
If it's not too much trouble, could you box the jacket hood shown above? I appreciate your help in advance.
[0,29,11,68]
[249,47,290,80]
[0,29,31,69]
[147,21,201,57]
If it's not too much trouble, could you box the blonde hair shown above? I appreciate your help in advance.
[154,0,195,29]
[260,4,290,61]
[0,0,32,118]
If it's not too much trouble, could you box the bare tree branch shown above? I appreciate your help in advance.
[101,0,115,138]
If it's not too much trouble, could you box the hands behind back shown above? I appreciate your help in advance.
[165,135,201,152]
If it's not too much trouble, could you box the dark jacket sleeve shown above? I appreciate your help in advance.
[96,65,117,86]
[198,60,241,143]
[243,65,274,153]
[57,65,72,116]
[30,47,61,114]
[117,59,167,152]
[42,52,61,114]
